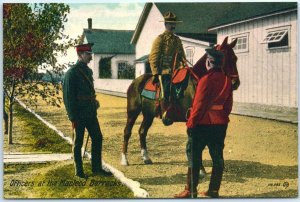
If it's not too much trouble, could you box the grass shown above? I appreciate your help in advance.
[3,101,134,199]
[4,102,71,153]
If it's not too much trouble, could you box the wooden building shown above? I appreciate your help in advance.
[82,19,135,94]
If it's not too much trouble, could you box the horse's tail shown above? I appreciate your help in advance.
[126,73,152,115]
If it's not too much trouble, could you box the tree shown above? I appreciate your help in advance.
[3,3,80,144]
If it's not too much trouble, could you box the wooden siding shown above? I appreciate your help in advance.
[217,11,297,108]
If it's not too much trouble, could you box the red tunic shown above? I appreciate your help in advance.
[186,68,233,128]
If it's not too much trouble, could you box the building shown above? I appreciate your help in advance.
[207,2,297,119]
[132,2,297,121]
[82,18,136,94]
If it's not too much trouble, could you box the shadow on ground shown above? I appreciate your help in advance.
[134,160,297,186]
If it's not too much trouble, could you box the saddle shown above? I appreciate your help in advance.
[141,68,190,122]
[141,68,189,100]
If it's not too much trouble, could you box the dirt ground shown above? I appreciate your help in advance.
[30,93,298,198]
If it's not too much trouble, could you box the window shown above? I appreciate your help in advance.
[118,62,127,79]
[231,33,249,53]
[185,47,194,66]
[263,27,289,49]
[99,57,112,79]
[117,61,135,79]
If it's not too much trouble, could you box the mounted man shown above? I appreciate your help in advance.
[149,11,186,119]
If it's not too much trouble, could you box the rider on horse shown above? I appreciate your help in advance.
[149,11,186,111]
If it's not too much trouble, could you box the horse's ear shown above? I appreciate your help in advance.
[229,38,238,48]
[220,36,228,48]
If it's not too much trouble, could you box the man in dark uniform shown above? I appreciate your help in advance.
[149,11,186,102]
[63,43,112,178]
[175,49,233,198]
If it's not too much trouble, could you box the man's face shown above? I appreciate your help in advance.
[80,52,93,64]
[206,55,216,70]
[165,22,176,32]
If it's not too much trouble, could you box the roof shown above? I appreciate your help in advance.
[209,2,297,30]
[135,54,149,63]
[131,2,297,44]
[83,29,135,54]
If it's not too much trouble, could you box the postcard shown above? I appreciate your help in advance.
[2,1,298,200]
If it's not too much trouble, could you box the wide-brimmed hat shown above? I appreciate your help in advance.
[160,11,182,23]
[75,43,94,54]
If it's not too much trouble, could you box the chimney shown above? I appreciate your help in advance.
[88,18,92,29]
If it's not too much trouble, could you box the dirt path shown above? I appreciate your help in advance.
[31,93,298,198]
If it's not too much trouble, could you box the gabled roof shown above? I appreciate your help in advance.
[83,29,135,54]
[131,2,297,44]
[208,2,297,30]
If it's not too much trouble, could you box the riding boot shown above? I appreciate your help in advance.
[161,101,173,126]
[201,167,223,198]
[174,167,198,198]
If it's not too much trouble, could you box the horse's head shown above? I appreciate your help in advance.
[191,36,240,90]
[216,36,240,90]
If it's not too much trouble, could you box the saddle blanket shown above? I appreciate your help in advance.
[141,68,189,100]
[141,79,159,100]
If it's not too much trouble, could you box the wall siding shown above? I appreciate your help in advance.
[217,11,297,108]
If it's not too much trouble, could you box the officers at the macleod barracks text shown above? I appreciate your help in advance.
[63,43,112,179]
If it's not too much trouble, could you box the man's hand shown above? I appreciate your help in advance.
[72,121,78,129]
[152,74,159,84]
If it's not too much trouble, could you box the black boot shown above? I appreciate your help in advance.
[201,167,223,198]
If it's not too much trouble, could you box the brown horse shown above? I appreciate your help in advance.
[121,37,239,167]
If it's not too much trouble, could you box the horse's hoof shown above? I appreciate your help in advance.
[121,160,129,166]
[120,153,129,166]
[144,159,153,164]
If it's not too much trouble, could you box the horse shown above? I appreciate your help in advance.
[121,36,239,167]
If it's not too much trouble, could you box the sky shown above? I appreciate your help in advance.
[58,3,145,66]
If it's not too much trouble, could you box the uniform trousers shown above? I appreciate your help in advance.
[186,124,228,192]
[73,116,103,174]
[186,124,227,170]
[162,74,171,101]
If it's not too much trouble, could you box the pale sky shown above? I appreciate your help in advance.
[58,3,145,67]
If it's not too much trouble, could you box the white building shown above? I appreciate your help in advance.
[82,19,136,94]
[132,2,297,120]
[209,4,298,109]
[131,3,214,77]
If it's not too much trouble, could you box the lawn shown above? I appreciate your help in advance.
[3,101,134,199]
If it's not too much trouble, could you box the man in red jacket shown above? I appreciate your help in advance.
[175,48,233,198]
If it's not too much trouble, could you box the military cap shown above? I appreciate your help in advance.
[75,43,94,53]
[205,48,224,65]
[160,11,182,23]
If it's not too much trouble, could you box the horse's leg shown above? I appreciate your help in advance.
[139,114,154,164]
[121,110,140,166]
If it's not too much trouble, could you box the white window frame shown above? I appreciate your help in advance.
[262,25,291,49]
[117,61,128,79]
[230,33,249,53]
[185,46,195,66]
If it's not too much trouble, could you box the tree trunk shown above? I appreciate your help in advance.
[8,100,13,144]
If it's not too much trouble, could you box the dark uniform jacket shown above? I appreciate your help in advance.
[186,68,233,128]
[149,30,186,75]
[63,61,97,121]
